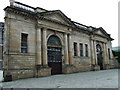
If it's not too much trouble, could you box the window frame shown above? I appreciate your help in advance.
[108,48,111,59]
[21,33,28,53]
[85,44,88,57]
[74,42,77,56]
[79,43,83,57]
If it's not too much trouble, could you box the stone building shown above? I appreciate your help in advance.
[3,1,116,81]
[0,22,4,70]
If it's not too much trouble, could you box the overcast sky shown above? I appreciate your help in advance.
[0,0,119,47]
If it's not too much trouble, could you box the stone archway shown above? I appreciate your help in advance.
[47,35,62,75]
[96,44,103,70]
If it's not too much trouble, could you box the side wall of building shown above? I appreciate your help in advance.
[3,11,36,80]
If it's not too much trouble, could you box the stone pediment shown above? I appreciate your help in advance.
[42,10,73,26]
[95,30,106,36]
[94,27,108,37]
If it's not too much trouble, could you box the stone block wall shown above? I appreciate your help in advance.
[3,53,36,80]
[4,69,35,81]
[73,57,92,72]
[8,54,36,69]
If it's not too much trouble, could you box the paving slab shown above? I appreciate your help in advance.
[1,69,119,88]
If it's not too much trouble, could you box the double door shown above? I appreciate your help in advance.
[47,47,62,75]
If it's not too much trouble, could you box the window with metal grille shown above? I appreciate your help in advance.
[74,42,77,56]
[85,44,88,57]
[21,33,28,53]
[108,48,111,59]
[80,43,83,56]
[47,35,61,46]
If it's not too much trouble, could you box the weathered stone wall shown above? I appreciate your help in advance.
[8,13,36,53]
[73,57,92,72]
[71,30,92,72]
[71,30,91,57]
[8,54,35,69]
[4,69,35,80]
[3,11,37,80]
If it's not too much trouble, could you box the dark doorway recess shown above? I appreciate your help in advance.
[47,35,62,75]
[96,44,103,70]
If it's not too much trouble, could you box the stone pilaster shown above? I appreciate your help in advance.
[36,28,42,65]
[94,40,97,65]
[68,34,73,65]
[103,43,107,64]
[91,40,95,64]
[83,43,85,57]
[64,33,69,65]
[105,43,109,64]
[93,40,100,70]
[77,42,80,57]
[42,28,48,66]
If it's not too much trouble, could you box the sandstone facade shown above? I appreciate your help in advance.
[3,1,117,81]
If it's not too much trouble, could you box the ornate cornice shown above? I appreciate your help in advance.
[4,6,36,18]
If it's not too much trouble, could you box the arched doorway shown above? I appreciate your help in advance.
[96,44,103,70]
[47,35,62,75]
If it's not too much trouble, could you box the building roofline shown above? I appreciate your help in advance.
[4,1,114,41]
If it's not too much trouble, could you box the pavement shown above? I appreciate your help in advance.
[1,69,119,88]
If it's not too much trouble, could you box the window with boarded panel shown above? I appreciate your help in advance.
[21,33,28,53]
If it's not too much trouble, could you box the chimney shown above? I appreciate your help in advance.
[9,0,15,6]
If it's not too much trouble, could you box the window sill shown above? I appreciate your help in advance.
[73,56,90,58]
[5,52,35,56]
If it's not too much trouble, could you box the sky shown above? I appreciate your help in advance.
[0,0,119,47]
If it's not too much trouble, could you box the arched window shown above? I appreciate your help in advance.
[96,44,102,55]
[47,35,61,46]
[96,44,102,52]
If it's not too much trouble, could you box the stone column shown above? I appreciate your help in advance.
[94,40,97,65]
[36,28,42,65]
[103,43,107,64]
[91,40,95,64]
[64,33,69,65]
[105,43,109,64]
[68,34,73,65]
[42,28,48,66]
